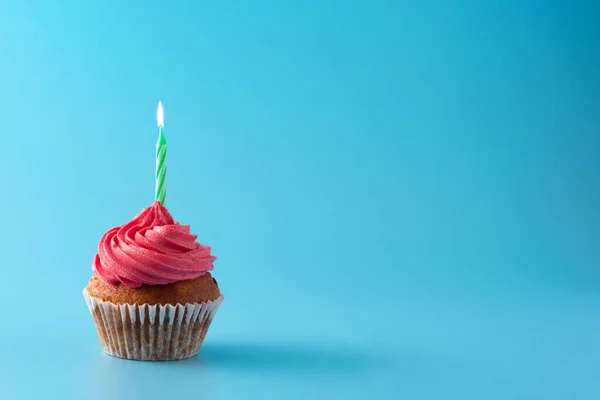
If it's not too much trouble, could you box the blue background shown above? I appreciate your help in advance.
[0,1,598,399]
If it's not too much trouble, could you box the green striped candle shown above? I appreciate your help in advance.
[155,101,167,205]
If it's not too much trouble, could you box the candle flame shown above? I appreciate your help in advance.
[157,101,164,127]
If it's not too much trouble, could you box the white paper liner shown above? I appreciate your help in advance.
[83,289,223,361]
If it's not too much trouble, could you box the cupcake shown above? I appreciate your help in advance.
[83,200,223,361]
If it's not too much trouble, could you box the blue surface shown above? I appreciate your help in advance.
[0,1,599,399]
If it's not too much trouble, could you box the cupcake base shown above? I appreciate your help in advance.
[83,289,223,361]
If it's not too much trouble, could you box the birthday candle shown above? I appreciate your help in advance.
[155,101,167,205]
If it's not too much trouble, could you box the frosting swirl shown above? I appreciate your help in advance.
[93,201,216,287]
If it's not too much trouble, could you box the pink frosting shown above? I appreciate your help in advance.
[93,201,216,287]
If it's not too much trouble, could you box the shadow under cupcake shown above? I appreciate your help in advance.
[83,201,223,361]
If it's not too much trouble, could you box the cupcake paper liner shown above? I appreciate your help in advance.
[83,289,223,361]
